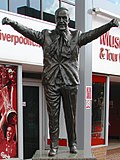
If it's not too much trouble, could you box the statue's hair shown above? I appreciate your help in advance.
[55,7,69,17]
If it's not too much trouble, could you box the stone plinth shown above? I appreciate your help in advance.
[32,148,96,160]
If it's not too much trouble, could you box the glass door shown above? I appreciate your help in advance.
[23,85,39,159]
[92,75,107,146]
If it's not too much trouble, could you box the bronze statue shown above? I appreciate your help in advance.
[2,7,119,156]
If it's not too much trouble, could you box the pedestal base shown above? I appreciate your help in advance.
[32,148,96,160]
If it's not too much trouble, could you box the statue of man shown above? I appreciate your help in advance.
[2,7,119,156]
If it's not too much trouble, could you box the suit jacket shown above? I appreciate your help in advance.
[11,21,112,85]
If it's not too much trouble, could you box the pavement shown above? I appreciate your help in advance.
[106,148,120,160]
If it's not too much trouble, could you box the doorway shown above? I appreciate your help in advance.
[108,79,120,149]
[92,75,107,146]
[23,83,41,159]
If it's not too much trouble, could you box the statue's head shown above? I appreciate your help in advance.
[55,7,70,31]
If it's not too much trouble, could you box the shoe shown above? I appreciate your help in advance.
[70,145,78,154]
[48,148,58,156]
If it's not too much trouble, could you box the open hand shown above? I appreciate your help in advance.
[2,17,11,25]
[110,19,119,27]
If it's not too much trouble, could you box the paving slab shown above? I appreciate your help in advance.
[32,148,96,160]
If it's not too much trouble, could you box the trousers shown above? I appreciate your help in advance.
[44,83,78,148]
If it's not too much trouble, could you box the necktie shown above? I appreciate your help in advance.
[59,36,63,53]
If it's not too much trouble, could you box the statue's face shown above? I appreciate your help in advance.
[55,9,70,31]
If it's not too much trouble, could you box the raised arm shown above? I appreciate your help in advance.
[78,19,119,47]
[2,17,44,45]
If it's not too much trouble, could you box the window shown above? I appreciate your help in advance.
[43,0,59,15]
[107,0,120,5]
[0,0,8,10]
[28,0,40,10]
[43,0,75,20]
[61,1,75,21]
[8,0,40,13]
[9,0,26,13]
[92,75,106,146]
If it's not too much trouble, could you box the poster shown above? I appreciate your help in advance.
[0,64,17,159]
[86,86,92,100]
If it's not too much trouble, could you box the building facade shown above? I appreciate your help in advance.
[0,0,120,159]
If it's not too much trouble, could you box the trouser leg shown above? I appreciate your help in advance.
[61,85,78,147]
[44,85,61,149]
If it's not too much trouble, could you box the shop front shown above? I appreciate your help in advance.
[91,10,120,159]
[0,9,56,159]
[1,2,120,159]
[0,9,75,159]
